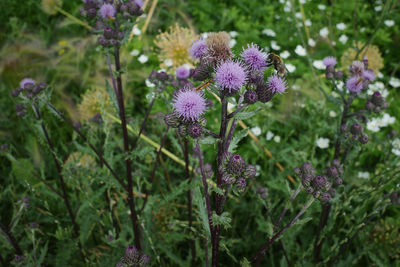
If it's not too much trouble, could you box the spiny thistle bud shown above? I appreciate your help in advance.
[319,192,331,202]
[330,188,336,197]
[139,254,150,266]
[325,66,335,79]
[235,178,246,191]
[11,89,19,97]
[256,83,274,103]
[359,135,369,144]
[312,175,327,190]
[222,172,235,185]
[313,191,321,199]
[334,71,343,80]
[335,178,343,186]
[301,162,314,176]
[178,124,188,136]
[293,166,302,178]
[103,26,114,39]
[301,174,313,187]
[350,123,363,135]
[305,187,313,194]
[188,123,203,138]
[371,92,383,106]
[124,245,139,261]
[243,164,257,179]
[164,113,180,128]
[227,154,246,175]
[244,90,258,104]
[332,159,341,167]
[327,166,339,178]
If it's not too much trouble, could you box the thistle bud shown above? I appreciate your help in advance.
[243,164,257,179]
[350,123,363,135]
[244,90,258,104]
[359,135,368,144]
[335,178,343,186]
[305,187,313,194]
[312,175,327,190]
[222,172,235,185]
[188,123,203,138]
[124,245,139,261]
[334,71,343,80]
[319,192,331,202]
[235,178,246,191]
[178,124,187,136]
[371,92,383,106]
[365,100,375,111]
[301,162,314,176]
[11,90,19,97]
[164,113,180,128]
[301,174,313,188]
[313,191,321,199]
[293,166,302,178]
[103,26,114,39]
[227,154,246,175]
[327,166,339,178]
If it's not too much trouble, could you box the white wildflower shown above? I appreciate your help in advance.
[138,54,148,63]
[266,131,274,141]
[316,137,330,149]
[336,23,346,30]
[320,27,329,38]
[262,29,276,37]
[295,45,307,56]
[313,60,325,70]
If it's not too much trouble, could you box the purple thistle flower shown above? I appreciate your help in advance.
[134,0,144,8]
[190,39,208,59]
[349,60,364,77]
[267,74,288,94]
[241,43,267,72]
[362,69,375,81]
[176,66,190,79]
[99,4,116,19]
[172,88,206,121]
[215,60,247,92]
[346,76,363,93]
[322,56,337,68]
[20,78,36,89]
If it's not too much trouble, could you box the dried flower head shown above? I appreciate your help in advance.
[241,43,267,72]
[215,60,247,92]
[154,24,198,70]
[172,88,206,121]
[78,87,115,122]
[205,31,232,62]
[341,42,384,74]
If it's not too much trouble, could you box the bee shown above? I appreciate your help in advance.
[266,53,288,77]
[195,79,214,91]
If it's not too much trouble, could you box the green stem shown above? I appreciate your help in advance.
[55,7,92,30]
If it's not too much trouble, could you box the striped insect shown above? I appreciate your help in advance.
[266,53,288,77]
[195,79,214,91]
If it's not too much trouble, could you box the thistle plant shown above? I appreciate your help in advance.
[164,32,288,266]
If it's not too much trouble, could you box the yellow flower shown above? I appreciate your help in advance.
[77,87,115,122]
[341,42,384,74]
[154,24,198,71]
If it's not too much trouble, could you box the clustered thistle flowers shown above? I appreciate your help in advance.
[220,153,256,192]
[80,0,144,47]
[11,78,48,117]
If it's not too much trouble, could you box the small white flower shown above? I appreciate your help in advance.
[284,5,291,12]
[271,40,281,50]
[132,26,141,36]
[339,34,348,44]
[332,92,339,98]
[273,136,281,143]
[266,131,274,141]
[392,139,400,156]
[275,15,281,20]
[262,29,276,37]
[163,59,173,67]
[295,45,307,56]
[295,12,302,19]
[280,50,290,59]
[360,27,366,33]
[337,81,344,91]
[358,172,370,179]
[313,60,325,70]
[299,0,306,4]
[201,32,209,39]
[389,77,400,88]
[308,38,316,47]
[305,19,312,26]
[375,6,382,11]
[229,39,237,48]
[329,111,337,117]
[145,79,155,88]
[384,20,395,27]
[367,119,380,132]
[320,27,329,38]
[251,127,262,137]
[229,31,238,38]
[286,63,296,73]
[292,84,300,90]
[318,4,326,10]
[381,113,396,126]
[255,165,261,176]
[316,137,330,149]
[138,54,148,64]
[336,23,346,30]
[377,72,384,79]
[130,49,140,56]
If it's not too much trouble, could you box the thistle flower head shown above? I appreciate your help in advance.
[244,164,257,179]
[346,76,364,93]
[323,56,337,68]
[215,60,247,92]
[99,4,116,19]
[341,42,383,74]
[176,65,190,79]
[241,43,267,72]
[20,78,36,89]
[363,69,376,81]
[172,88,206,121]
[267,74,288,94]
[190,39,208,59]
[349,60,365,77]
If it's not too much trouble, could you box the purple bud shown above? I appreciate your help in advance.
[227,154,246,175]
[235,178,246,191]
[350,123,363,135]
[11,90,19,97]
[334,71,343,80]
[330,188,336,197]
[313,191,321,199]
[139,254,150,265]
[312,175,327,190]
[244,164,257,179]
[124,245,139,261]
[319,192,331,202]
[222,172,236,185]
[164,113,180,128]
[359,135,368,144]
[371,92,383,106]
[302,174,313,187]
[188,123,203,138]
[340,124,348,132]
[156,71,169,81]
[335,178,343,186]
[244,90,258,104]
[327,166,339,178]
[293,166,302,178]
[178,124,187,136]
[301,162,314,176]
[332,159,341,167]
[103,26,114,39]
[305,187,313,194]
